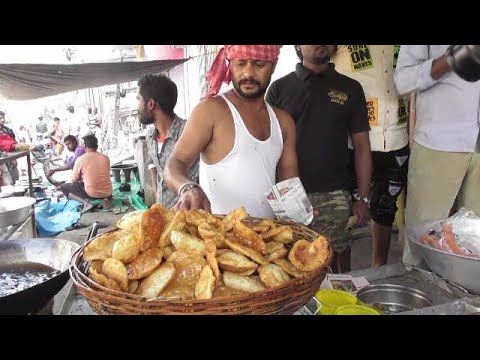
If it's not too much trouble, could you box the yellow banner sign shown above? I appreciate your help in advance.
[366,97,378,127]
[348,45,374,72]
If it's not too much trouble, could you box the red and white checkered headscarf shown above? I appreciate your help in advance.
[205,45,282,98]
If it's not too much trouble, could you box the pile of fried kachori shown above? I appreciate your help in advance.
[83,204,330,301]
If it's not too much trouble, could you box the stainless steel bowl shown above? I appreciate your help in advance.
[356,284,433,314]
[407,220,480,295]
[0,197,36,227]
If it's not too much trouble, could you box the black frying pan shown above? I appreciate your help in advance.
[0,238,80,314]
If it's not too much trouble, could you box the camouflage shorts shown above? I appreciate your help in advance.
[308,190,353,252]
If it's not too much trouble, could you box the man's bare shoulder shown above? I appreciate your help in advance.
[189,96,231,129]
[192,96,228,116]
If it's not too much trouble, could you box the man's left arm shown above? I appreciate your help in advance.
[275,109,299,181]
[349,82,372,227]
[71,158,82,182]
[351,131,372,225]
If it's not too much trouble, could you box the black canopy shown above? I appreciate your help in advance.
[0,59,187,100]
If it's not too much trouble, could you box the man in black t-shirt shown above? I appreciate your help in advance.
[266,45,372,273]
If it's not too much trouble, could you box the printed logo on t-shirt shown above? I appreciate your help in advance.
[388,183,402,196]
[395,155,408,167]
[328,90,349,105]
[393,45,400,69]
[398,97,408,125]
[348,45,374,72]
[366,97,379,127]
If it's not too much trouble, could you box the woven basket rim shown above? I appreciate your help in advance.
[69,217,332,313]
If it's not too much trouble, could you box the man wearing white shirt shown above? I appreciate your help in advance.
[332,45,409,268]
[394,45,480,266]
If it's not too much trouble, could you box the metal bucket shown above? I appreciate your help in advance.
[357,284,433,314]
[407,220,480,295]
[111,164,138,183]
[0,196,36,227]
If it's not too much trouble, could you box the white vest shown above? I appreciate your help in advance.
[199,94,283,218]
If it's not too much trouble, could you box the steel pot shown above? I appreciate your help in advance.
[0,196,36,227]
[356,284,433,314]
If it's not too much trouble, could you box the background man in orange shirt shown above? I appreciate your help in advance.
[60,134,113,213]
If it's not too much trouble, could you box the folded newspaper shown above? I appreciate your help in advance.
[266,177,313,225]
[320,274,370,295]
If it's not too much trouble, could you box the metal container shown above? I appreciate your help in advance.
[408,220,480,295]
[0,196,36,227]
[447,45,480,82]
[356,284,433,314]
[0,238,80,314]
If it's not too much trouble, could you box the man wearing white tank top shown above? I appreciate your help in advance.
[164,45,299,218]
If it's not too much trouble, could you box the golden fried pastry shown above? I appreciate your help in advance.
[117,210,145,233]
[128,280,139,294]
[162,245,175,260]
[232,222,268,255]
[224,239,268,265]
[272,259,309,278]
[140,205,169,252]
[159,211,186,247]
[266,241,285,254]
[195,265,216,300]
[267,248,289,262]
[102,258,129,292]
[185,209,215,226]
[127,248,163,280]
[213,281,246,298]
[258,264,290,288]
[131,222,141,241]
[249,219,276,234]
[204,238,221,284]
[89,260,104,274]
[84,230,129,261]
[222,272,265,293]
[222,206,248,231]
[288,237,330,272]
[217,251,258,275]
[224,231,236,244]
[151,203,175,222]
[136,262,176,300]
[163,249,207,299]
[216,249,231,256]
[186,224,201,238]
[262,226,294,244]
[198,219,226,249]
[170,230,206,255]
[88,263,122,292]
[112,234,141,264]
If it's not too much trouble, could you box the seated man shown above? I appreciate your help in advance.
[60,134,112,213]
[45,135,85,183]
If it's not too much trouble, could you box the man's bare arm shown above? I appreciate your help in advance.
[149,167,157,197]
[431,54,451,80]
[164,100,215,194]
[351,131,372,227]
[275,109,299,181]
[351,131,372,198]
[46,161,74,177]
[54,162,74,172]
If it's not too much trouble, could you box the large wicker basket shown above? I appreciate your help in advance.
[69,218,332,315]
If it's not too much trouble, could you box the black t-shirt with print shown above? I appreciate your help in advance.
[266,63,369,193]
